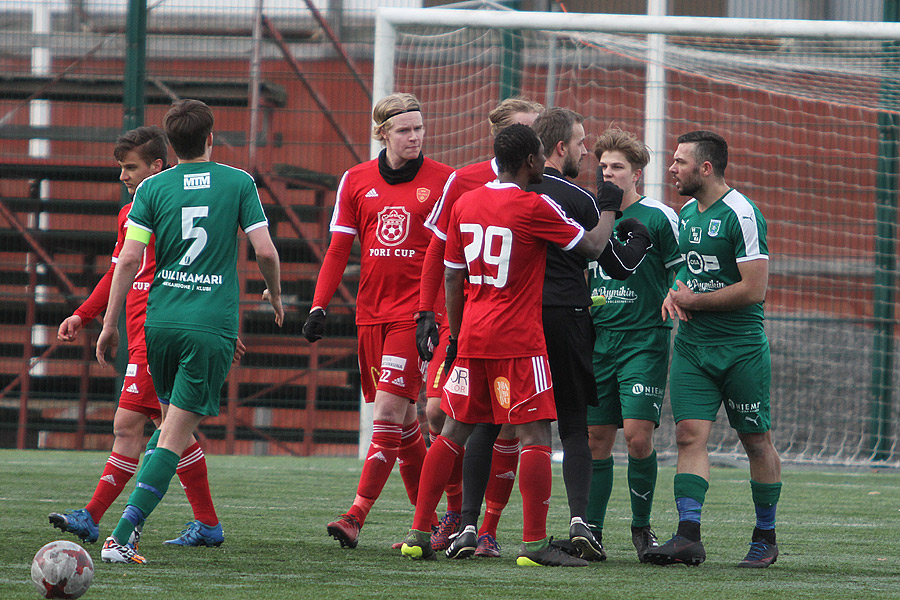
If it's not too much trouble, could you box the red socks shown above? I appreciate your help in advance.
[518,445,552,542]
[478,437,520,537]
[85,452,138,523]
[177,441,218,526]
[397,422,427,507]
[348,421,401,526]
[412,436,462,532]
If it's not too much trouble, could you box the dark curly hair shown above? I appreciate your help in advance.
[494,123,542,174]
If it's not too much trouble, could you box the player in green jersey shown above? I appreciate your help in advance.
[586,127,683,562]
[643,131,782,569]
[95,99,284,564]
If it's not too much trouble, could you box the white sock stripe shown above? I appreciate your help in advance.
[493,443,520,455]
[372,423,403,435]
[400,425,422,440]
[107,455,138,473]
[177,447,205,469]
[439,437,461,456]
[520,446,551,457]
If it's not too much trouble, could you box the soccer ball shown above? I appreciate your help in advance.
[31,540,94,599]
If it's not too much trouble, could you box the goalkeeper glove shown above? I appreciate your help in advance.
[444,336,458,374]
[414,311,439,361]
[595,172,624,218]
[302,308,326,343]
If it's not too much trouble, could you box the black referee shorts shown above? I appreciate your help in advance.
[542,305,598,439]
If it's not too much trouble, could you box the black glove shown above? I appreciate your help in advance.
[615,217,651,244]
[444,336,458,374]
[596,218,653,280]
[595,172,624,218]
[302,308,326,343]
[415,311,439,361]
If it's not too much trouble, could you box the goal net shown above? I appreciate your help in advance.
[375,8,900,467]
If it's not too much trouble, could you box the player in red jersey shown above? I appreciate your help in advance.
[415,97,544,550]
[50,126,225,548]
[400,124,616,566]
[303,93,454,549]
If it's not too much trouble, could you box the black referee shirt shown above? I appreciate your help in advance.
[527,167,600,309]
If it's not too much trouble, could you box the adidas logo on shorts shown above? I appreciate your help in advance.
[125,383,139,394]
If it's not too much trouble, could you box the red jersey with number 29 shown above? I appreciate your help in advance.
[330,157,453,324]
[445,181,585,359]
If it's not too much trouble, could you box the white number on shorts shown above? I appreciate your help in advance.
[460,223,512,288]
[179,206,209,266]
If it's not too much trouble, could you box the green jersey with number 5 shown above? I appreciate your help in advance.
[127,162,268,338]
[674,188,768,345]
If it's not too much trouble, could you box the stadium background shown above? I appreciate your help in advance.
[0,0,897,466]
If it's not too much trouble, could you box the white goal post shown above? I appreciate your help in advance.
[375,8,900,199]
[371,7,900,467]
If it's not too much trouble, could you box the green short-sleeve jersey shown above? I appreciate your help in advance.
[588,197,683,330]
[127,162,268,337]
[674,188,768,345]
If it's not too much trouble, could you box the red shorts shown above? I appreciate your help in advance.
[118,357,162,420]
[424,321,451,399]
[357,321,425,403]
[441,355,557,425]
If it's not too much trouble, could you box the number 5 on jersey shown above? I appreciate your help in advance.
[180,206,209,266]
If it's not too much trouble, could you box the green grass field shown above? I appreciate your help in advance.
[1,449,898,599]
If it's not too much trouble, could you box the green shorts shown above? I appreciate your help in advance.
[145,326,235,417]
[669,336,771,433]
[587,327,670,427]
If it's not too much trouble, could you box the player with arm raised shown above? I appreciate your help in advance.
[416,97,543,552]
[50,126,226,549]
[400,124,614,567]
[304,93,454,550]
[643,131,782,568]
[445,111,651,561]
[97,99,282,564]
[585,127,683,562]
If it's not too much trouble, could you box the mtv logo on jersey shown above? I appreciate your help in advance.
[184,173,211,189]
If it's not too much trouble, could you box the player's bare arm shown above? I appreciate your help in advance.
[670,257,768,313]
[247,227,283,327]
[444,265,466,340]
[571,210,615,258]
[233,337,247,363]
[96,238,146,367]
[57,315,84,342]
[662,289,691,322]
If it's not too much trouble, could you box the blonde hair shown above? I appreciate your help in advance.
[488,97,544,136]
[594,126,651,171]
[372,93,422,141]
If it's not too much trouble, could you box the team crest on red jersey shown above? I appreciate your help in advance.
[376,206,410,247]
[416,187,430,203]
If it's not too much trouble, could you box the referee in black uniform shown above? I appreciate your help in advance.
[531,107,649,560]
[446,108,651,560]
